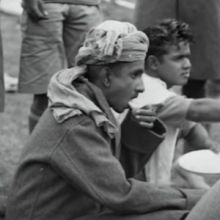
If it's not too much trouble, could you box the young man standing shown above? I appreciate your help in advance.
[6,20,206,220]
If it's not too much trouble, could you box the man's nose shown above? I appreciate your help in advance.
[136,76,145,93]
[183,58,192,69]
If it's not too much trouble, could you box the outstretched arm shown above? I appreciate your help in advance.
[183,123,220,153]
[187,99,220,123]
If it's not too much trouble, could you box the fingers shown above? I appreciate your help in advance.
[38,1,48,17]
[141,103,164,113]
[135,115,156,122]
[139,121,154,128]
[27,0,48,21]
[205,139,220,154]
[150,103,164,113]
[132,108,157,128]
[210,143,220,154]
[133,108,156,117]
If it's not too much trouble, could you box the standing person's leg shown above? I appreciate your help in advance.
[206,79,220,99]
[29,94,48,133]
[186,179,220,220]
[182,79,206,98]
[18,4,67,133]
[179,0,220,99]
[204,79,220,132]
[134,0,177,30]
[0,12,4,113]
[63,4,102,68]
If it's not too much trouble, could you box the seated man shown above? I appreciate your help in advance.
[130,19,220,189]
[6,20,206,220]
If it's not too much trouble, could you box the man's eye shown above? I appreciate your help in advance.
[131,73,138,79]
[174,56,182,61]
[132,72,141,79]
[175,55,189,61]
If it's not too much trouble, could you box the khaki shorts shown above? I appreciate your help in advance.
[18,3,102,94]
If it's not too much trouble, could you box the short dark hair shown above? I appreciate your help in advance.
[142,18,194,61]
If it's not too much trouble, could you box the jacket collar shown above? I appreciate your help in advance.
[48,68,119,139]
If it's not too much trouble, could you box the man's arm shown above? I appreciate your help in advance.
[187,98,220,123]
[51,116,205,214]
[136,95,193,128]
[183,123,220,153]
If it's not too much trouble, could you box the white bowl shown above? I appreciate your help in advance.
[178,150,220,175]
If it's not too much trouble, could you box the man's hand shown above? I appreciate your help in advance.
[23,0,48,22]
[203,139,220,154]
[132,107,157,128]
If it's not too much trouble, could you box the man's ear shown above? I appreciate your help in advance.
[99,67,112,88]
[146,55,160,71]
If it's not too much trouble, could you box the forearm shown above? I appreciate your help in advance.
[184,123,209,150]
[184,123,220,153]
[187,99,220,123]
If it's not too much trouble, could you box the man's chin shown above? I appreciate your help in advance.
[181,79,189,86]
[175,78,189,86]
[112,104,129,114]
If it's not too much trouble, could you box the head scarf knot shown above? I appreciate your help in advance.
[76,20,149,65]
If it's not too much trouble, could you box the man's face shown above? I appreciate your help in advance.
[107,60,145,113]
[157,42,191,87]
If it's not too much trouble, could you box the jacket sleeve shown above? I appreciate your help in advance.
[51,116,204,214]
[120,110,166,178]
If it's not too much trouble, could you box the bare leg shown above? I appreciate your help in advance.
[29,94,48,133]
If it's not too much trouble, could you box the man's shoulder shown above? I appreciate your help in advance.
[39,109,112,143]
[27,110,90,148]
[39,108,88,131]
[19,110,100,162]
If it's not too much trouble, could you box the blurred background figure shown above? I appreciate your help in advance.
[4,73,18,93]
[19,0,102,133]
[0,4,4,113]
[134,0,220,101]
[0,2,14,215]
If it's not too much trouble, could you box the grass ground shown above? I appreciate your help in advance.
[0,1,220,187]
[0,13,31,173]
